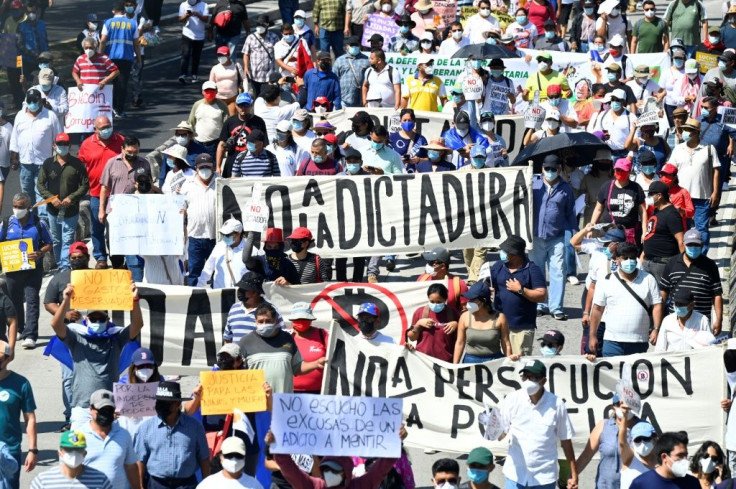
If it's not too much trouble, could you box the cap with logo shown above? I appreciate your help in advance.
[195,153,214,167]
[685,59,699,74]
[683,228,703,245]
[131,347,155,366]
[60,431,87,449]
[358,303,379,317]
[470,145,487,157]
[422,246,450,264]
[631,422,656,440]
[673,288,695,304]
[135,167,152,182]
[55,132,70,143]
[90,389,115,409]
[462,281,491,301]
[216,45,230,56]
[520,359,547,378]
[597,227,626,244]
[155,381,189,402]
[538,329,565,345]
[236,93,253,105]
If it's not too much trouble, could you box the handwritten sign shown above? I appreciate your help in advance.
[0,239,35,272]
[433,0,457,28]
[200,369,266,415]
[524,91,546,129]
[479,403,505,441]
[459,6,478,26]
[461,72,484,101]
[361,14,400,48]
[108,194,186,255]
[271,393,403,457]
[695,51,718,74]
[638,110,660,126]
[723,107,736,128]
[617,364,642,417]
[71,269,134,311]
[65,84,113,134]
[242,184,271,233]
[113,382,157,418]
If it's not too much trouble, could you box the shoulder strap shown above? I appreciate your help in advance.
[318,327,326,344]
[314,254,322,283]
[665,0,678,23]
[296,156,310,176]
[613,272,653,318]
[606,180,617,225]
[505,77,512,89]
[621,55,627,78]
[421,305,431,319]
[253,34,275,63]
[0,218,8,243]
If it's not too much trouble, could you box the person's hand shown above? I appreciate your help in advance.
[296,76,304,87]
[505,278,522,293]
[27,251,42,260]
[314,24,320,35]
[98,81,106,90]
[567,474,578,489]
[263,381,273,399]
[19,74,25,84]
[571,42,578,51]
[721,398,732,412]
[274,276,290,286]
[399,423,407,440]
[443,321,458,334]
[508,353,521,360]
[315,357,327,370]
[288,66,298,75]
[728,145,734,158]
[524,54,532,63]
[585,353,597,362]
[66,309,82,321]
[77,82,83,91]
[712,317,722,336]
[710,191,719,209]
[192,383,203,399]
[588,337,598,357]
[98,208,106,224]
[649,328,658,345]
[131,282,139,301]
[581,314,589,327]
[600,11,607,20]
[63,284,75,301]
[416,318,435,328]
[25,451,36,472]
[404,342,416,352]
[10,160,19,171]
[344,26,350,36]
[264,430,276,445]
[61,197,72,207]
[52,198,62,208]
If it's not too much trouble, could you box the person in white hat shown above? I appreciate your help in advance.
[189,81,229,159]
[32,68,68,121]
[411,0,443,38]
[523,108,561,145]
[197,437,263,488]
[161,144,193,194]
[595,0,630,49]
[197,218,262,289]
[417,31,435,53]
[266,120,309,176]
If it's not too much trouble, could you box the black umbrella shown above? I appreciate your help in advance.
[451,43,515,59]
[511,132,609,173]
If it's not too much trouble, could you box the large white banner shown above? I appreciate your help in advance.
[108,194,186,255]
[323,325,725,456]
[218,167,534,258]
[65,84,113,133]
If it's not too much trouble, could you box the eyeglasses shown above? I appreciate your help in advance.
[435,478,459,485]
[429,261,443,267]
[223,453,245,460]
[237,103,251,108]
[542,167,557,172]
[634,436,653,443]
[520,372,543,382]
[540,342,558,348]
[643,7,654,11]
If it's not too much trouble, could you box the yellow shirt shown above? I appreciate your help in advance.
[525,70,570,102]
[402,74,446,112]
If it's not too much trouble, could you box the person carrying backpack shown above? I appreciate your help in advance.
[208,0,249,62]
[664,0,707,56]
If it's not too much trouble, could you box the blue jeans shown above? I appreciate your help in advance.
[602,340,648,357]
[19,164,46,220]
[319,28,345,57]
[692,198,711,254]
[279,0,299,24]
[529,235,566,315]
[46,212,79,270]
[126,255,145,282]
[62,363,73,420]
[187,237,216,286]
[505,478,557,489]
[89,197,107,261]
[9,449,20,489]
[216,34,241,63]
[564,229,576,277]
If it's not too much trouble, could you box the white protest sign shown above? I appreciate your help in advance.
[271,393,403,457]
[461,71,484,101]
[723,107,736,128]
[242,183,270,233]
[65,84,113,134]
[479,404,505,441]
[361,14,399,48]
[113,382,157,418]
[617,363,643,417]
[108,194,186,255]
[323,325,724,456]
[218,167,534,258]
[638,111,660,126]
[524,91,545,129]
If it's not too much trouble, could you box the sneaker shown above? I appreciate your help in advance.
[95,259,109,269]
[56,422,71,433]
[536,310,546,317]
[567,275,580,285]
[385,257,396,272]
[189,75,199,84]
[178,75,188,84]
[21,338,36,349]
[553,312,568,321]
[367,274,378,283]
[132,97,143,108]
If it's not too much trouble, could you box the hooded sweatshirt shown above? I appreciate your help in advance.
[273,454,398,489]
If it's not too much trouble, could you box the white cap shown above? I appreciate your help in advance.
[294,9,306,18]
[545,109,560,121]
[202,81,217,91]
[685,59,699,74]
[417,53,433,66]
[609,34,624,47]
[221,437,246,456]
[220,218,243,234]
[276,120,292,132]
[611,88,626,101]
[421,31,434,41]
[162,144,189,164]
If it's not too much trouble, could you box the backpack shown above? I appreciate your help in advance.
[0,217,47,245]
[213,6,233,29]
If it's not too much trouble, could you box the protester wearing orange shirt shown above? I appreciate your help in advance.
[416,247,468,312]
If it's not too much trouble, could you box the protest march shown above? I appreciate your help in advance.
[3,0,736,487]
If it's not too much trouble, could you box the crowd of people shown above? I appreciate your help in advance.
[2,0,736,486]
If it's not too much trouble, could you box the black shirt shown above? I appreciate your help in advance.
[603,82,636,106]
[659,253,722,316]
[211,0,248,37]
[0,293,16,342]
[643,205,684,258]
[596,179,645,229]
[218,113,267,177]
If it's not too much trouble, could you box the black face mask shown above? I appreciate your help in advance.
[290,241,305,253]
[358,319,375,335]
[124,153,137,162]
[217,357,235,370]
[155,400,174,419]
[95,408,115,427]
[264,249,282,268]
[320,61,332,71]
[352,123,362,133]
[137,180,152,193]
[70,257,87,270]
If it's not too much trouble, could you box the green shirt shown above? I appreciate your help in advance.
[314,0,347,31]
[666,0,704,46]
[634,17,668,53]
[0,371,36,454]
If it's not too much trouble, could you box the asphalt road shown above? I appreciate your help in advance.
[5,0,733,486]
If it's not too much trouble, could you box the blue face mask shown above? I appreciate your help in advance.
[701,108,710,118]
[607,72,618,82]
[544,170,558,181]
[486,37,497,45]
[313,154,325,163]
[326,144,334,154]
[472,157,485,168]
[682,131,691,142]
[641,165,655,175]
[491,69,503,77]
[675,58,685,69]
[467,469,488,484]
[620,258,637,274]
[222,235,235,246]
[471,60,482,70]
[166,157,175,168]
[294,18,305,27]
[611,101,623,112]
[541,345,557,357]
[516,15,527,23]
[596,44,605,52]
[428,150,441,161]
[99,128,113,139]
[674,305,690,317]
[584,7,594,14]
[452,95,463,104]
[549,97,560,107]
[400,25,410,34]
[428,302,446,313]
[125,6,135,13]
[292,120,304,131]
[38,63,50,70]
[499,249,509,263]
[371,141,384,151]
[685,245,702,259]
[401,121,415,132]
[27,102,40,112]
[347,163,361,173]
[719,61,728,70]
[56,145,70,156]
[349,46,360,56]
[246,142,257,153]
[41,84,52,91]
[284,34,295,43]
[602,247,613,259]
[545,31,554,39]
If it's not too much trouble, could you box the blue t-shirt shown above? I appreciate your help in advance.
[630,470,699,489]
[0,372,36,454]
[490,259,546,330]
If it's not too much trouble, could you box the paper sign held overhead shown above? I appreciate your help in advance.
[108,194,186,256]
[0,239,35,272]
[71,269,134,311]
[113,382,157,418]
[271,393,403,457]
[616,363,642,417]
[65,84,113,134]
[524,91,545,129]
[242,184,270,235]
[199,369,267,415]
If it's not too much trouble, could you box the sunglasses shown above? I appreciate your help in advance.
[540,342,558,348]
[451,29,462,33]
[548,95,561,99]
[435,478,459,485]
[614,168,628,173]
[634,436,653,443]
[542,167,558,172]
[223,453,245,460]
[429,260,443,266]
[643,7,654,11]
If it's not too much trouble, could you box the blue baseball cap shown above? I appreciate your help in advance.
[236,93,253,105]
[462,281,491,301]
[470,145,487,157]
[631,422,656,440]
[358,303,379,317]
[597,227,626,244]
[131,347,155,366]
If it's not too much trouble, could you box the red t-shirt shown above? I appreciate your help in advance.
[293,327,328,392]
[77,133,125,197]
[410,306,459,362]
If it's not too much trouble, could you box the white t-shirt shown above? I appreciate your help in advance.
[540,99,577,133]
[179,1,210,40]
[593,109,636,151]
[292,129,316,153]
[482,76,516,115]
[253,98,300,142]
[196,471,265,489]
[364,65,402,107]
[595,15,631,50]
[0,121,11,168]
[438,37,470,57]
[667,143,718,200]
[463,14,500,44]
[654,311,711,352]
[266,142,308,176]
[579,239,614,289]
[273,39,308,76]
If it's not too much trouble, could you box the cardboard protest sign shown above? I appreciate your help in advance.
[523,90,545,129]
[65,84,113,134]
[108,194,186,255]
[71,269,134,310]
[361,14,399,48]
[695,51,718,74]
[242,183,270,233]
[723,107,736,128]
[461,71,484,101]
[0,239,35,272]
[433,0,457,27]
[271,393,403,457]
[200,369,267,415]
[617,364,643,417]
[113,382,157,417]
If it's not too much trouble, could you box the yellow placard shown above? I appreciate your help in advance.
[15,55,21,68]
[0,239,35,272]
[70,269,134,311]
[696,51,718,74]
[199,369,267,415]
[460,6,478,27]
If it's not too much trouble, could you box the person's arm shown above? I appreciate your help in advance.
[595,14,607,37]
[713,295,723,336]
[674,231,684,253]
[711,166,720,209]
[51,285,74,340]
[298,357,326,375]
[72,68,83,90]
[129,283,143,340]
[124,464,140,489]
[498,314,518,360]
[66,166,89,204]
[6,317,17,354]
[617,407,635,467]
[588,303,604,356]
[453,314,467,363]
[649,302,663,345]
[561,439,578,489]
[394,82,401,111]
[273,453,321,489]
[654,318,667,352]
[630,35,637,54]
[216,141,226,174]
[98,33,107,53]
[137,462,146,485]
[102,62,119,85]
[35,167,53,200]
[23,411,37,472]
[98,184,109,223]
[575,420,603,474]
[200,459,211,478]
[570,222,594,249]
[243,53,251,79]
[638,203,647,240]
[583,281,596,328]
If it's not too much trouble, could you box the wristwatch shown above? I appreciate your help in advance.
[28,448,38,454]
[516,286,524,296]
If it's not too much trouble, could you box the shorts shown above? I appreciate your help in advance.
[558,3,573,24]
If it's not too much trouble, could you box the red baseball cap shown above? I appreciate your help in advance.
[286,227,313,241]
[69,242,89,256]
[55,133,70,143]
[660,163,678,176]
[264,228,284,243]
[547,84,562,96]
[323,133,338,145]
[216,46,230,56]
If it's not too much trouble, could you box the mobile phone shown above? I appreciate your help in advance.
[285,76,295,83]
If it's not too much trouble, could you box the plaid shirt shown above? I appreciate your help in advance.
[333,52,370,107]
[389,33,420,53]
[314,0,347,31]
[242,31,280,83]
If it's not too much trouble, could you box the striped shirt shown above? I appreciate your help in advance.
[659,253,722,317]
[223,300,284,343]
[289,252,332,284]
[134,413,209,479]
[238,330,303,394]
[30,466,113,489]
[79,421,138,489]
[231,149,280,177]
[179,175,217,239]
[72,54,119,84]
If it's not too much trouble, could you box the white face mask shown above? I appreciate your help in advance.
[174,135,189,146]
[315,106,326,115]
[135,368,154,382]
[482,121,495,132]
[222,457,246,474]
[60,450,85,469]
[466,301,480,314]
[700,457,717,474]
[539,61,550,71]
[645,196,654,207]
[12,208,28,219]
[85,48,96,58]
[323,471,344,488]
[381,3,392,12]
[424,66,434,76]
[614,407,634,420]
[546,120,560,130]
[522,379,541,396]
[634,441,654,456]
[452,30,463,40]
[256,322,278,336]
[198,168,213,180]
[218,56,229,64]
[88,321,107,334]
[670,458,690,478]
[425,264,437,277]
[436,483,458,489]
[256,26,266,35]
